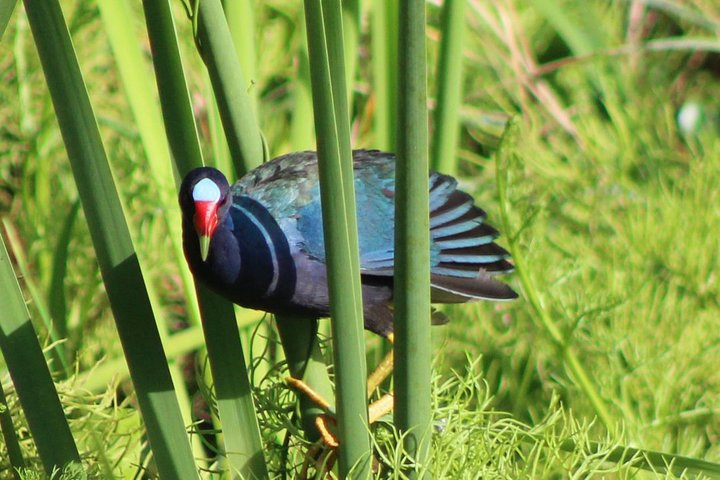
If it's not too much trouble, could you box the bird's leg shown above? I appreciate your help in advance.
[366,333,395,422]
[368,393,394,423]
[287,334,396,448]
[284,376,338,448]
[285,376,333,412]
[367,333,395,394]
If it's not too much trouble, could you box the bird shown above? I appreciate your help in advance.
[179,149,517,338]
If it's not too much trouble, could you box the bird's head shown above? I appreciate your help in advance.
[179,167,231,262]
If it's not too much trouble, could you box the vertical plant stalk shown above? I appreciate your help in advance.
[142,0,204,176]
[430,0,465,176]
[223,0,258,111]
[495,122,614,431]
[372,0,398,151]
[143,2,268,477]
[22,1,198,477]
[0,235,78,474]
[290,34,315,151]
[206,73,235,177]
[196,0,265,175]
[342,0,359,106]
[282,26,334,445]
[196,285,269,479]
[222,0,273,387]
[304,0,371,476]
[395,0,432,475]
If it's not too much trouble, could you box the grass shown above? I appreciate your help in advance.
[1,0,719,477]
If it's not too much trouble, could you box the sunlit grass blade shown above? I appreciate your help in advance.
[430,0,465,176]
[196,0,264,175]
[304,0,371,476]
[22,1,198,477]
[290,25,315,152]
[0,381,25,478]
[0,234,80,474]
[394,0,432,475]
[47,200,79,344]
[495,121,614,431]
[223,0,257,110]
[207,73,235,176]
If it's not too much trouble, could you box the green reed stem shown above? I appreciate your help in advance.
[304,0,371,476]
[394,0,432,476]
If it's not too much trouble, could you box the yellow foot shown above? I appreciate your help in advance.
[285,376,333,412]
[315,414,339,448]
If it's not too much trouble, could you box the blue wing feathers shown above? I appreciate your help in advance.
[241,150,515,301]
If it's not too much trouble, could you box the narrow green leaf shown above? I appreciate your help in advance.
[196,0,264,175]
[48,200,79,343]
[290,29,315,151]
[430,0,465,176]
[223,0,258,110]
[342,0,359,106]
[0,235,79,474]
[304,0,371,476]
[207,73,235,176]
[97,0,202,327]
[394,0,432,475]
[96,5,208,462]
[22,1,198,477]
[557,439,720,477]
[142,0,205,176]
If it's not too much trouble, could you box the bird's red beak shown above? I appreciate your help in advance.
[194,200,220,261]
